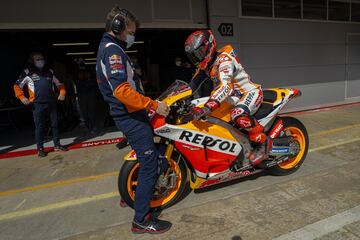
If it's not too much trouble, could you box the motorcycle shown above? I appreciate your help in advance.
[118,80,309,209]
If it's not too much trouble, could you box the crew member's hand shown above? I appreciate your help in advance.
[20,97,31,105]
[58,94,65,101]
[156,101,170,117]
[191,106,211,120]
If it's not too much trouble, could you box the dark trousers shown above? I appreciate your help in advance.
[114,112,160,223]
[32,102,60,149]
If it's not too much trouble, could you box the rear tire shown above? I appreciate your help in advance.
[118,157,188,210]
[266,117,309,176]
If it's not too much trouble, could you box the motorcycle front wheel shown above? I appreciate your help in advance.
[118,157,188,210]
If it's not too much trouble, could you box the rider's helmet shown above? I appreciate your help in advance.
[184,30,217,70]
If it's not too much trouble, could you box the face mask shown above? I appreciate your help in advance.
[175,61,182,67]
[126,34,135,49]
[35,60,45,69]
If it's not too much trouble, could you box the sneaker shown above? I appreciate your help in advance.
[38,148,47,157]
[132,214,172,234]
[54,145,68,152]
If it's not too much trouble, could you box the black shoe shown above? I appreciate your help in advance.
[54,145,68,152]
[38,148,47,157]
[116,138,128,150]
[132,214,172,234]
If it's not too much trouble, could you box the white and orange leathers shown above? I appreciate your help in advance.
[191,44,266,143]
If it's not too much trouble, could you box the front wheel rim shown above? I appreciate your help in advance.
[126,160,183,208]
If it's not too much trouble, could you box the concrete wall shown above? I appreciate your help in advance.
[208,0,360,110]
[0,0,207,29]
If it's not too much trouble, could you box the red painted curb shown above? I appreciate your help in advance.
[0,137,125,159]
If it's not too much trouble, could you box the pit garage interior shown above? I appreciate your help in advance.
[0,1,360,239]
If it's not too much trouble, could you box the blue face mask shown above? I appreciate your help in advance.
[126,34,135,49]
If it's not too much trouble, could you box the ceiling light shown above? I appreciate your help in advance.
[134,41,144,44]
[53,42,90,46]
[66,52,95,56]
[84,62,97,65]
[125,50,138,53]
[85,58,97,61]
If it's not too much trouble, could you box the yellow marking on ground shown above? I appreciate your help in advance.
[310,123,360,137]
[0,171,117,197]
[0,192,118,222]
[309,137,360,153]
[14,199,26,211]
[0,137,359,222]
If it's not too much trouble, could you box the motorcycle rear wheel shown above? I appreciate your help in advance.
[267,116,309,176]
[118,157,188,210]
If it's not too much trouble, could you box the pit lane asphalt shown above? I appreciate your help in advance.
[0,104,359,240]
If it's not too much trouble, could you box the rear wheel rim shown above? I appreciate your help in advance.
[278,127,306,169]
[126,160,183,208]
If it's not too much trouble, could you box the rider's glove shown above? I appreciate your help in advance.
[190,99,220,120]
[190,106,211,120]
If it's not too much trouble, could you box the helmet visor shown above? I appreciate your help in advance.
[186,43,209,66]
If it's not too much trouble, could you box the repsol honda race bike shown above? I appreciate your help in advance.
[118,80,309,209]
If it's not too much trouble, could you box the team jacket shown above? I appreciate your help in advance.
[96,33,158,117]
[14,68,66,103]
[190,45,261,104]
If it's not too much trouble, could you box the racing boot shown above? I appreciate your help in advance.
[246,121,268,165]
[132,213,172,234]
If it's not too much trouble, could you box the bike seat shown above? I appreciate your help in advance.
[254,102,274,120]
[254,89,279,120]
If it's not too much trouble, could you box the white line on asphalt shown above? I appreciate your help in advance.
[13,199,26,211]
[50,169,59,177]
[272,205,360,240]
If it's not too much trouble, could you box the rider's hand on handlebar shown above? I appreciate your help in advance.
[156,101,170,117]
[190,106,211,120]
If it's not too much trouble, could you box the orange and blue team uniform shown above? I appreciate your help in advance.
[13,68,66,149]
[96,32,166,223]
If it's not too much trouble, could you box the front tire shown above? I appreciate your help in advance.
[267,117,309,176]
[118,157,188,210]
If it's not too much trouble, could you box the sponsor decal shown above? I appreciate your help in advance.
[231,108,245,118]
[270,147,289,153]
[238,118,252,129]
[109,55,124,74]
[182,145,201,151]
[269,120,283,139]
[244,92,255,106]
[205,100,218,109]
[213,85,232,102]
[179,130,237,154]
[155,127,171,134]
[109,54,122,64]
[144,149,154,155]
[31,74,40,81]
[129,150,137,159]
[110,69,125,75]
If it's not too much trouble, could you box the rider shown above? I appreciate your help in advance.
[185,30,267,165]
